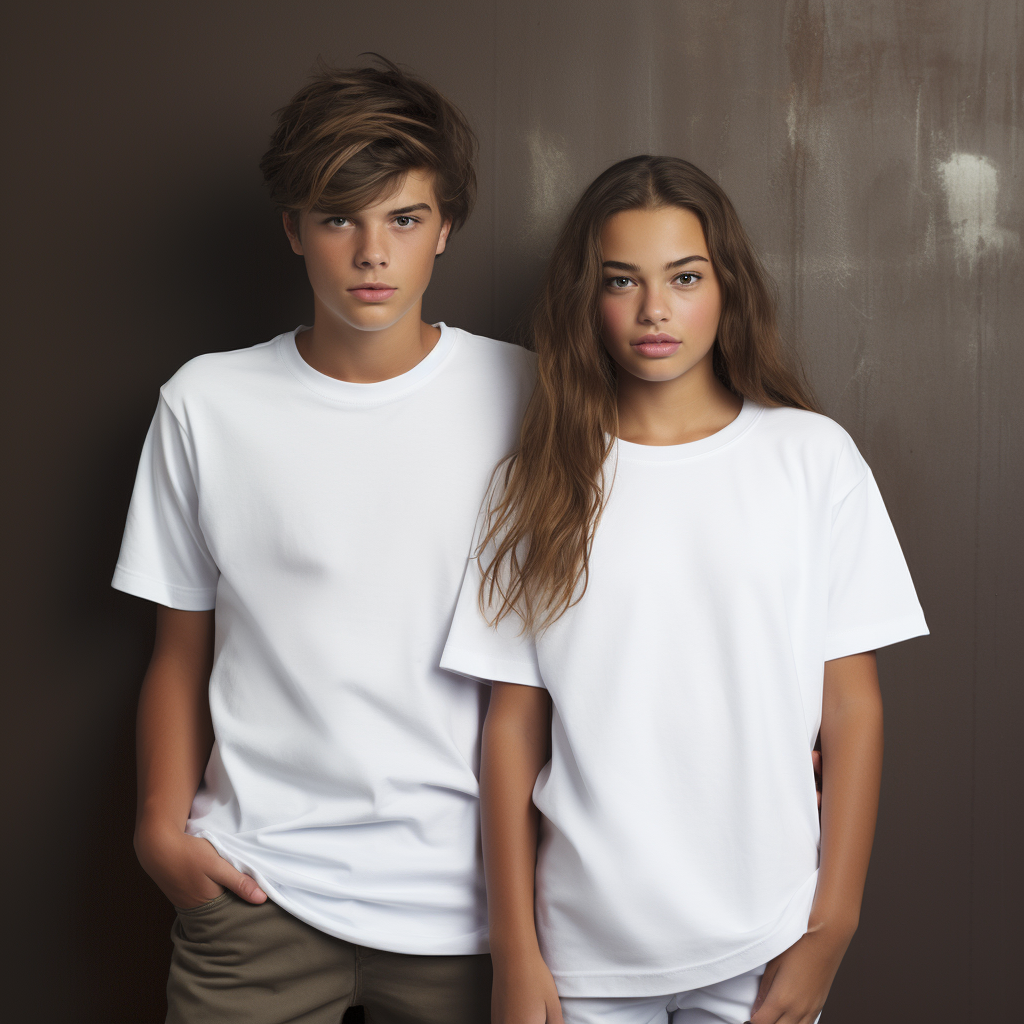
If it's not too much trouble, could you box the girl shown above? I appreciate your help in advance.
[441,156,927,1024]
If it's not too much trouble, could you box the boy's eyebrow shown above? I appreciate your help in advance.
[602,256,710,272]
[388,203,432,216]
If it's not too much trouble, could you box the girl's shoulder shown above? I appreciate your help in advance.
[754,403,854,451]
[752,404,870,501]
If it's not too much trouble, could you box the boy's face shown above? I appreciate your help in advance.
[284,169,451,335]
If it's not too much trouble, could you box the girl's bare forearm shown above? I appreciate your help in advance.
[811,651,884,938]
[480,682,552,962]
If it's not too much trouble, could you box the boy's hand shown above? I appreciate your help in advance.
[491,951,564,1024]
[135,821,266,909]
[747,922,852,1024]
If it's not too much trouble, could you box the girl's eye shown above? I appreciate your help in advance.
[607,277,633,289]
[675,272,700,285]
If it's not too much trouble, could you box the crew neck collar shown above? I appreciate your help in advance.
[614,399,763,463]
[278,323,457,405]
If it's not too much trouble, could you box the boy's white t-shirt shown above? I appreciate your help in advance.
[113,324,536,955]
[441,401,928,995]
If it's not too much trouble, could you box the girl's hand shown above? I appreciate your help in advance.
[491,951,564,1024]
[747,922,853,1024]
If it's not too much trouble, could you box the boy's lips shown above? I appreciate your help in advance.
[349,284,396,302]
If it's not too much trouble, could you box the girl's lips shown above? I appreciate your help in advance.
[349,287,396,302]
[632,337,681,357]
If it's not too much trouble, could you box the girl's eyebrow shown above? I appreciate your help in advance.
[602,255,710,271]
[666,255,709,269]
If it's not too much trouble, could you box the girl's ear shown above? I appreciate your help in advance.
[435,219,452,256]
[283,211,304,256]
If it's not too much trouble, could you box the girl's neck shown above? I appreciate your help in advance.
[615,353,743,447]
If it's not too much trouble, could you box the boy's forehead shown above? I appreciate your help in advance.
[316,167,439,218]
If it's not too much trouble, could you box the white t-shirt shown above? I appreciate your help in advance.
[113,324,536,955]
[441,401,928,995]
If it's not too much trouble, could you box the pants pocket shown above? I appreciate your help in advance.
[172,890,238,947]
[173,890,232,915]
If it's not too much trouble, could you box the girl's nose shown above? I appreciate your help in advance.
[639,289,669,325]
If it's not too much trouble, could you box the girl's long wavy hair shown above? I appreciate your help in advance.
[480,155,819,632]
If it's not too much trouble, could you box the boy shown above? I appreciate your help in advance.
[114,59,534,1023]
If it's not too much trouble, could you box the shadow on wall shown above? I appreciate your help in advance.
[154,182,313,359]
[61,185,310,1024]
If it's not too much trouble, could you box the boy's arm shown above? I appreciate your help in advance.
[134,606,266,909]
[750,651,883,1024]
[482,681,563,1024]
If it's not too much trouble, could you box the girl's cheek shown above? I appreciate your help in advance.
[699,303,721,337]
[600,297,631,348]
[682,290,722,340]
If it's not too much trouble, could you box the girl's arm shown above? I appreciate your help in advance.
[751,651,884,1024]
[134,606,266,908]
[482,681,563,1024]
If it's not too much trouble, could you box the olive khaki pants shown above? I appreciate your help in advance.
[166,891,492,1024]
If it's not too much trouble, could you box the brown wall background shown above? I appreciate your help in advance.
[3,2,1021,1021]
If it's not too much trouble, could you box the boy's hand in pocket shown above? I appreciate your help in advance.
[135,822,266,909]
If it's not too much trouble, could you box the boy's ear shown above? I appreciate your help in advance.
[283,211,304,256]
[435,219,452,257]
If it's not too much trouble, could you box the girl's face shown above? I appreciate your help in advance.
[598,206,722,385]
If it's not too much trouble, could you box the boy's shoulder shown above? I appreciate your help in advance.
[442,326,537,410]
[159,333,288,409]
[447,325,537,372]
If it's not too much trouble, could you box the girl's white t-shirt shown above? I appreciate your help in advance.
[113,324,536,955]
[441,401,928,995]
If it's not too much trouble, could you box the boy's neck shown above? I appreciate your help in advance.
[615,354,743,447]
[296,301,441,384]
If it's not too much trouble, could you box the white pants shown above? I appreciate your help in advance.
[561,964,785,1024]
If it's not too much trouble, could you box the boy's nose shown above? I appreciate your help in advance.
[356,249,387,268]
[355,230,388,268]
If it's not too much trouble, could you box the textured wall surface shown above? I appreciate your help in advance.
[2,2,1020,1021]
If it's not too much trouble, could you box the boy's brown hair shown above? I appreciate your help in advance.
[260,55,477,232]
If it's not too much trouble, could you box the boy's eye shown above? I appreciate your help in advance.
[395,216,416,227]
[327,216,349,227]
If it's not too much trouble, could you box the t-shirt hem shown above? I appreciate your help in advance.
[549,908,810,998]
[193,829,490,956]
[111,564,217,611]
[549,869,817,997]
[824,613,929,662]
[440,644,546,689]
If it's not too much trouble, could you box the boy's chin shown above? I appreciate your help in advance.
[336,303,417,335]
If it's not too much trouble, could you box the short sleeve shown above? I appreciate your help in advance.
[825,438,929,661]
[441,539,546,689]
[111,394,219,610]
